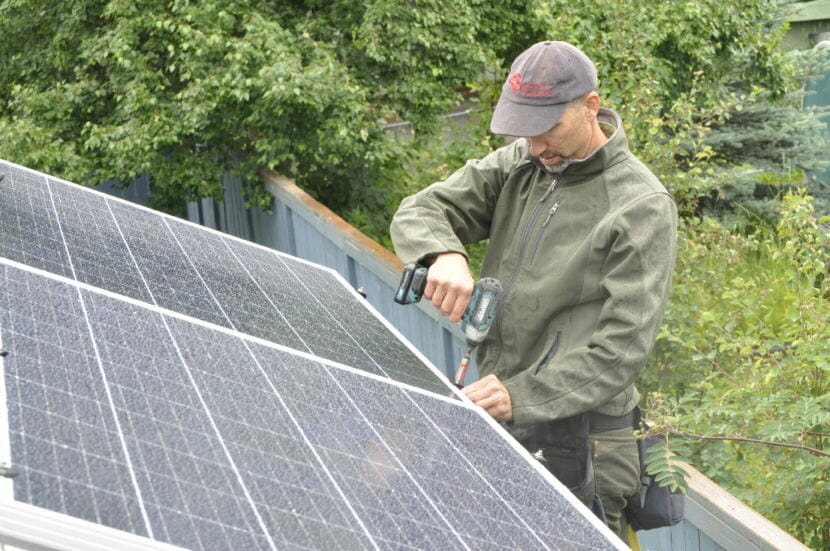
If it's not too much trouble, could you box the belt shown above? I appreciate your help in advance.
[523,409,638,450]
[587,410,636,433]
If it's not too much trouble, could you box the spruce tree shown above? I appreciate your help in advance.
[701,47,830,222]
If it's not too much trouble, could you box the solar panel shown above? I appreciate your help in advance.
[0,159,624,550]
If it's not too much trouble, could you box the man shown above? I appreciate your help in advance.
[390,41,677,540]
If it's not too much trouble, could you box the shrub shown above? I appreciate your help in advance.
[644,191,829,547]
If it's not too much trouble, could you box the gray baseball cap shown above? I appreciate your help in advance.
[490,41,598,137]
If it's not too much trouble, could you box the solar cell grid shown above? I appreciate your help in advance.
[325,368,540,551]
[48,177,154,303]
[279,257,448,393]
[105,200,231,329]
[169,218,382,376]
[410,391,613,551]
[248,341,463,550]
[0,265,147,536]
[165,316,373,551]
[82,290,266,549]
[0,159,623,550]
[0,165,445,390]
[0,167,71,278]
[163,218,306,352]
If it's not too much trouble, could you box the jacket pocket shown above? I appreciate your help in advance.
[534,331,561,374]
[537,440,595,505]
[525,414,594,506]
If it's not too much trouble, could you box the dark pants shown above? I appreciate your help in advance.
[590,426,641,541]
[522,416,641,543]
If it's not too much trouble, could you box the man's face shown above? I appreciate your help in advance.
[525,101,593,171]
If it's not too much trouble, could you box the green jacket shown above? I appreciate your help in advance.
[390,109,677,428]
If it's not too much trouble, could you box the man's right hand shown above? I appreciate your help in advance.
[423,252,474,323]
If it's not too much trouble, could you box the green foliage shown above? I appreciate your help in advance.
[2,0,823,220]
[346,79,503,272]
[700,48,830,221]
[642,438,690,494]
[0,0,499,213]
[643,192,829,547]
[529,0,830,219]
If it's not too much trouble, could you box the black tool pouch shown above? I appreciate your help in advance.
[625,409,685,531]
[524,414,595,506]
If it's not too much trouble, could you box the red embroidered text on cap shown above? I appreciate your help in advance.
[509,73,553,97]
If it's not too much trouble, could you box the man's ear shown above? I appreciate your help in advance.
[584,92,601,119]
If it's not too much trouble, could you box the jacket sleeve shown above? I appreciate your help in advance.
[390,141,524,264]
[506,192,678,425]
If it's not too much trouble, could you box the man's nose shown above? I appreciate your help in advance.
[527,137,545,156]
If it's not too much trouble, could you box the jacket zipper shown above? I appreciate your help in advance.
[492,175,560,366]
[542,202,560,227]
[527,202,559,264]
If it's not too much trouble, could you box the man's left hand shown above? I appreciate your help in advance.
[462,374,513,422]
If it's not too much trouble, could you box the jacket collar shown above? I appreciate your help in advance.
[522,108,630,180]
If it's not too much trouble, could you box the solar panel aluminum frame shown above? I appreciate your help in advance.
[0,328,11,503]
[0,500,187,551]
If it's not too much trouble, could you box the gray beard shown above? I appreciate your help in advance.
[543,158,574,174]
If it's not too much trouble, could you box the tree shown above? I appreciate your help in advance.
[4,0,821,219]
[699,48,830,223]
[0,0,495,213]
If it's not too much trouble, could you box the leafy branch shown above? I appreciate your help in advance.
[642,436,690,494]
[665,427,830,458]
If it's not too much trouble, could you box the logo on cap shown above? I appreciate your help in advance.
[509,72,553,98]
[509,73,523,92]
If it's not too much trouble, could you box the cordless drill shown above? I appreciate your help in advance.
[394,262,502,388]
